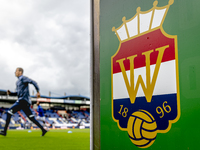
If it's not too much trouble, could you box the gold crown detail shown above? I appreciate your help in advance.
[112,0,174,43]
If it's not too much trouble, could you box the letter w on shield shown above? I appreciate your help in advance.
[116,45,169,104]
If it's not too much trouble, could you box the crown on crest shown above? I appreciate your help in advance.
[112,0,174,42]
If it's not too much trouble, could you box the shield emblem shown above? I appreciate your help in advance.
[111,0,180,148]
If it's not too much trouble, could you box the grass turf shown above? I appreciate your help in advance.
[0,129,90,150]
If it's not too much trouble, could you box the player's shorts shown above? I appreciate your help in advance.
[36,116,46,122]
[7,100,34,118]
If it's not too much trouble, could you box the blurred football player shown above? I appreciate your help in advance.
[0,67,47,136]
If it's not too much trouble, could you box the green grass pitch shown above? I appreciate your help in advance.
[0,129,90,150]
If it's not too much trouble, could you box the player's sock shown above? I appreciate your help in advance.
[3,113,12,135]
[45,124,49,130]
[43,121,49,130]
[29,116,47,136]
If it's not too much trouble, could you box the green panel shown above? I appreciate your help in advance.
[100,0,200,149]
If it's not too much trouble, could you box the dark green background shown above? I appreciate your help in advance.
[100,0,200,149]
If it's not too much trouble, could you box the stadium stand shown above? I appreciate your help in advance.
[0,89,90,130]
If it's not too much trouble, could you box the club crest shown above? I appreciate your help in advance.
[111,0,180,148]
